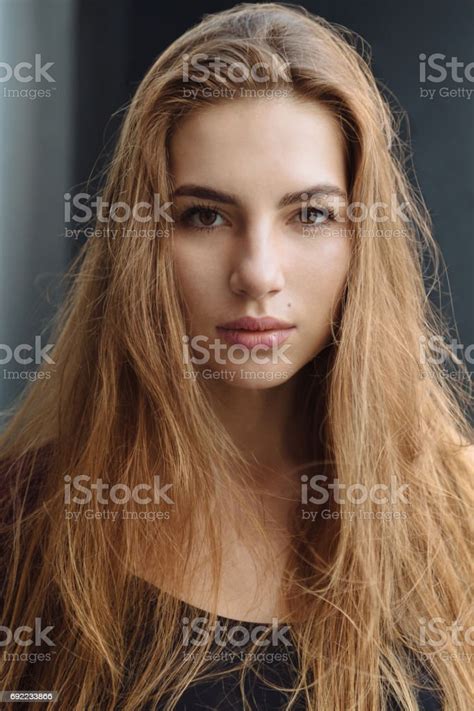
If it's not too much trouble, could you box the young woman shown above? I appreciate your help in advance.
[1,3,472,709]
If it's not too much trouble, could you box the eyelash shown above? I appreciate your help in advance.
[297,205,336,225]
[177,202,226,233]
[177,202,336,233]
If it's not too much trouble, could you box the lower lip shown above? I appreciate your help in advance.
[216,327,295,349]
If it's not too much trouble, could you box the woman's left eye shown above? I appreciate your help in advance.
[293,206,332,225]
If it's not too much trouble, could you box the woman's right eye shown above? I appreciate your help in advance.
[180,206,227,231]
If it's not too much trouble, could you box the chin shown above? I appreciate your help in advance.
[204,364,297,389]
[228,378,290,391]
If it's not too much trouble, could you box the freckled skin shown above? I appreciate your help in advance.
[170,98,351,389]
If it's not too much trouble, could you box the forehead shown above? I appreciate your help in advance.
[169,98,347,201]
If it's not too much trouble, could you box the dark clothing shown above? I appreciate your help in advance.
[125,581,442,711]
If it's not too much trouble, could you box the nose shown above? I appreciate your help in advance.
[229,221,285,300]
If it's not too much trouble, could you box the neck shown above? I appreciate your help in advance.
[204,370,315,534]
[208,372,308,469]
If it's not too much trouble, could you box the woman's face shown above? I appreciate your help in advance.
[170,97,351,389]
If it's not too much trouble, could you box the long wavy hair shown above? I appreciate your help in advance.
[1,3,473,709]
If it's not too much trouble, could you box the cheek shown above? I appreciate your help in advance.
[303,228,350,267]
[297,237,351,317]
[172,242,222,322]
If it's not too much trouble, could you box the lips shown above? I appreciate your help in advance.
[216,316,295,349]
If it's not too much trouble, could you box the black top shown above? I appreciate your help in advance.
[155,618,303,710]
[0,455,443,709]
[123,580,443,711]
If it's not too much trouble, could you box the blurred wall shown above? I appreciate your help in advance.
[1,0,472,414]
[0,0,76,415]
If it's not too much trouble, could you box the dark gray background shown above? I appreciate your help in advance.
[0,0,472,412]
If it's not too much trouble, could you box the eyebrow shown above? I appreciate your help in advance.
[172,183,347,207]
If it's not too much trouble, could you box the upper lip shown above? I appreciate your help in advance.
[217,316,295,331]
